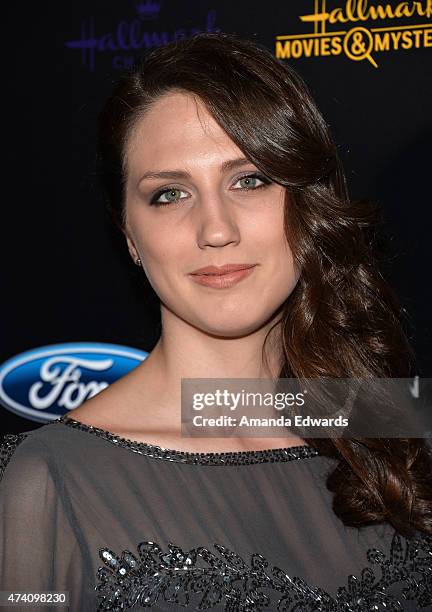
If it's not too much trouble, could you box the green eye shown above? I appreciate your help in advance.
[233,173,271,190]
[239,176,259,188]
[151,187,188,206]
[164,189,182,202]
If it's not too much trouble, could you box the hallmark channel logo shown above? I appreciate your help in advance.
[65,1,219,72]
[0,342,148,423]
[275,0,432,68]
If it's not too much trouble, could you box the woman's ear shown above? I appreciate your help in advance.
[123,226,140,265]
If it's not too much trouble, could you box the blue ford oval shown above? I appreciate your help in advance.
[0,342,148,423]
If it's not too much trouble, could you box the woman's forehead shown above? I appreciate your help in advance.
[124,92,242,177]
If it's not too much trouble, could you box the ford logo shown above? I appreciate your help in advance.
[0,342,148,423]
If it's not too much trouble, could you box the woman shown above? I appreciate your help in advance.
[1,32,431,611]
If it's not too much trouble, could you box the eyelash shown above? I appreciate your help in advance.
[149,172,272,207]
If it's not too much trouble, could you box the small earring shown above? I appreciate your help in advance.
[135,257,142,266]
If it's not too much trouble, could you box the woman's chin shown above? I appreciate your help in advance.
[193,315,273,339]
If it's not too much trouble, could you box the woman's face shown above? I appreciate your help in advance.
[123,91,299,337]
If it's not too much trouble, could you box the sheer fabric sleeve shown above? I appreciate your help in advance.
[0,432,81,612]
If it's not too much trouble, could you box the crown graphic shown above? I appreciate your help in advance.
[135,0,162,19]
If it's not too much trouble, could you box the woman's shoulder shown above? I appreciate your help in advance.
[0,420,63,484]
[0,410,99,486]
[0,377,133,475]
[0,429,33,482]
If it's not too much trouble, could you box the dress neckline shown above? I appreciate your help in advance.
[53,414,321,466]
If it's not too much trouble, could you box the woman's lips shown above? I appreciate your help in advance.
[189,266,257,289]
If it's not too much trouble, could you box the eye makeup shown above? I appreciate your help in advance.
[148,172,273,207]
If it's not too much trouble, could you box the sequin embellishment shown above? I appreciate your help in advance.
[55,415,321,466]
[0,432,29,481]
[95,531,432,611]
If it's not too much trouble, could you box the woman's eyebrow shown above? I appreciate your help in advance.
[136,157,253,187]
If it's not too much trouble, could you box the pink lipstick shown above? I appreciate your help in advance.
[189,263,257,289]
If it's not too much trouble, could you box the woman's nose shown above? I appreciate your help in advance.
[194,193,241,249]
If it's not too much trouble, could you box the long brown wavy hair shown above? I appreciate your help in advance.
[97,32,432,538]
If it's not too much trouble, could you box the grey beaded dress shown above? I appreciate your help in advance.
[0,414,431,612]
